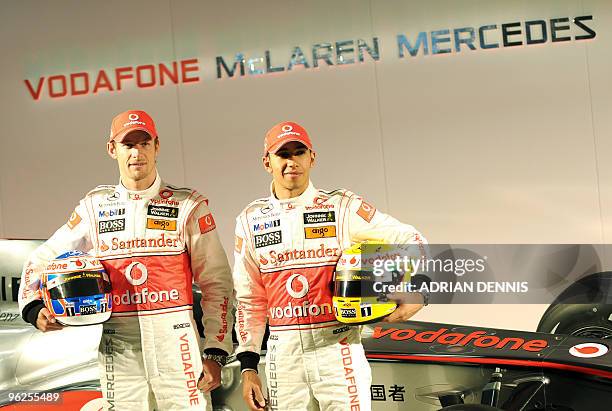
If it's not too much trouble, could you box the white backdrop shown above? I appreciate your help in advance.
[2,0,610,329]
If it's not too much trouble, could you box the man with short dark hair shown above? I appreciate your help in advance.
[233,121,426,410]
[19,110,234,411]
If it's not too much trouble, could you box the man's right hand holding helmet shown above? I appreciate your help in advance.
[36,307,64,332]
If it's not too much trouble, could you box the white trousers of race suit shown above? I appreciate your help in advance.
[264,324,372,411]
[98,312,212,411]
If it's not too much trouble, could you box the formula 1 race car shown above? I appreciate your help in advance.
[358,320,611,411]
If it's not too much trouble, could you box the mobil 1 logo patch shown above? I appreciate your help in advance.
[148,205,179,218]
[254,231,282,248]
[303,211,335,225]
[99,219,125,234]
[98,208,125,219]
[253,219,280,232]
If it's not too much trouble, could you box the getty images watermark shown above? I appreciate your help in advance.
[360,244,611,304]
[371,254,528,294]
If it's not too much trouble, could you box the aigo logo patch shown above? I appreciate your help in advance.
[569,342,609,358]
[304,225,336,239]
[146,218,177,231]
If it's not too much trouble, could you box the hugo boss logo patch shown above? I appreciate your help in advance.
[254,231,282,248]
[99,219,125,233]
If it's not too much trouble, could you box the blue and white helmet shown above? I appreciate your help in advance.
[41,251,112,326]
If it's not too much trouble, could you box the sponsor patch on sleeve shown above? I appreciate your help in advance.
[67,210,82,230]
[235,235,244,253]
[356,200,376,223]
[198,213,216,234]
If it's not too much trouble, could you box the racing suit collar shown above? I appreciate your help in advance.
[269,180,318,208]
[116,172,162,200]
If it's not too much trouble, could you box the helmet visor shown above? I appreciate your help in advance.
[48,271,111,299]
[334,270,380,298]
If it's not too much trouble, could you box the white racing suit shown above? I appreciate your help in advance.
[18,174,234,411]
[233,181,426,410]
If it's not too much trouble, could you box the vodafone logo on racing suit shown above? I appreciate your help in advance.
[159,189,173,199]
[125,262,148,286]
[113,261,180,307]
[569,342,609,358]
[286,274,309,298]
[270,274,333,320]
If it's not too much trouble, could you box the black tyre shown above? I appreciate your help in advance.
[537,272,612,339]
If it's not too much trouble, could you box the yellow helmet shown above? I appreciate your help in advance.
[332,242,414,324]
